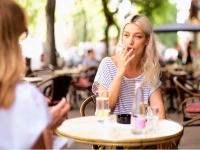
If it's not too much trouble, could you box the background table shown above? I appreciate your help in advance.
[56,116,183,147]
[54,68,82,76]
[23,77,43,83]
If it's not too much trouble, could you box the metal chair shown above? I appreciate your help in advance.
[173,76,200,127]
[37,75,72,106]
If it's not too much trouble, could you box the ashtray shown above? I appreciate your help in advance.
[117,114,131,124]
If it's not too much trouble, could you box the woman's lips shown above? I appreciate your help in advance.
[118,45,134,51]
[127,47,133,51]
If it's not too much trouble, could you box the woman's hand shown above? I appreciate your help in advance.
[117,44,135,76]
[47,98,70,131]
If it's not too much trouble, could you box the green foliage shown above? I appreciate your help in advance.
[131,0,178,48]
[155,32,178,48]
[130,0,177,26]
[15,0,46,39]
[70,0,106,44]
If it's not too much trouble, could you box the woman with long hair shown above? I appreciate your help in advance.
[0,0,70,148]
[93,14,164,117]
[92,14,174,148]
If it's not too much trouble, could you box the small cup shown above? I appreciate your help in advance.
[146,106,159,132]
[117,114,131,124]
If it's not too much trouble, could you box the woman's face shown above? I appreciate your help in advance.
[122,23,148,57]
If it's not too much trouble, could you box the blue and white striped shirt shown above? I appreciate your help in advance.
[92,57,161,114]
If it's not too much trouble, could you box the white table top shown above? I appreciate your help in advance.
[56,116,183,147]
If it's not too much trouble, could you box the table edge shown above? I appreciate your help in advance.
[56,117,184,147]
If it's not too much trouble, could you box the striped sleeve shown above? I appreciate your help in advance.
[92,57,112,94]
[149,80,162,96]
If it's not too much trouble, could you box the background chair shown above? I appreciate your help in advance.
[160,71,177,113]
[37,75,72,106]
[173,76,200,127]
[71,66,98,109]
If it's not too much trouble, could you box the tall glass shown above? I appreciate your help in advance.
[95,90,110,123]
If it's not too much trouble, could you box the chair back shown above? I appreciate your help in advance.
[85,66,98,83]
[78,66,98,83]
[37,75,72,106]
[80,95,96,116]
[173,76,200,103]
[173,76,187,104]
[52,76,72,102]
[174,76,195,109]
[173,76,200,126]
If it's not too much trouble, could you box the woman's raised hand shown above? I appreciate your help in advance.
[117,44,135,76]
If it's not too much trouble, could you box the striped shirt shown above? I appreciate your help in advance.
[92,57,161,114]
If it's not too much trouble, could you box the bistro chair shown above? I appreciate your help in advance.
[173,76,200,127]
[160,71,177,113]
[37,75,72,106]
[80,95,96,116]
[71,66,98,108]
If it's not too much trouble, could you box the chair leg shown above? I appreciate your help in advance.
[183,115,200,127]
[92,145,106,150]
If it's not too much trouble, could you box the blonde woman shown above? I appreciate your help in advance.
[0,0,70,149]
[92,14,176,148]
[93,14,165,117]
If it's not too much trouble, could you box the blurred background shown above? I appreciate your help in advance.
[16,0,200,70]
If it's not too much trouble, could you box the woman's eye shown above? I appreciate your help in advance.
[124,34,129,37]
[135,36,141,39]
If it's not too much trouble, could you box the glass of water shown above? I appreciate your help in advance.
[95,90,110,123]
[146,106,159,132]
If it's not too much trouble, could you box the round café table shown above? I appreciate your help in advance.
[56,116,183,147]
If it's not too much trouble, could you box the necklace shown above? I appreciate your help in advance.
[132,79,136,83]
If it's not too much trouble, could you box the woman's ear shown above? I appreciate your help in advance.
[145,37,150,45]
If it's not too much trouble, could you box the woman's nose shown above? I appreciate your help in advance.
[128,36,134,45]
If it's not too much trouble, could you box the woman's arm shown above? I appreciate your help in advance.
[98,72,123,111]
[149,88,166,119]
[97,46,135,111]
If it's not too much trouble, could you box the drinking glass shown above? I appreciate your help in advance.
[95,90,110,123]
[146,106,159,132]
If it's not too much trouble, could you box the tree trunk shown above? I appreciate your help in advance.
[101,0,119,55]
[44,0,57,67]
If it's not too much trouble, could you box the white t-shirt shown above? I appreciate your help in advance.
[0,82,51,149]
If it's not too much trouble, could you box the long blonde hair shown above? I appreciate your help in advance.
[0,0,27,108]
[117,14,161,88]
